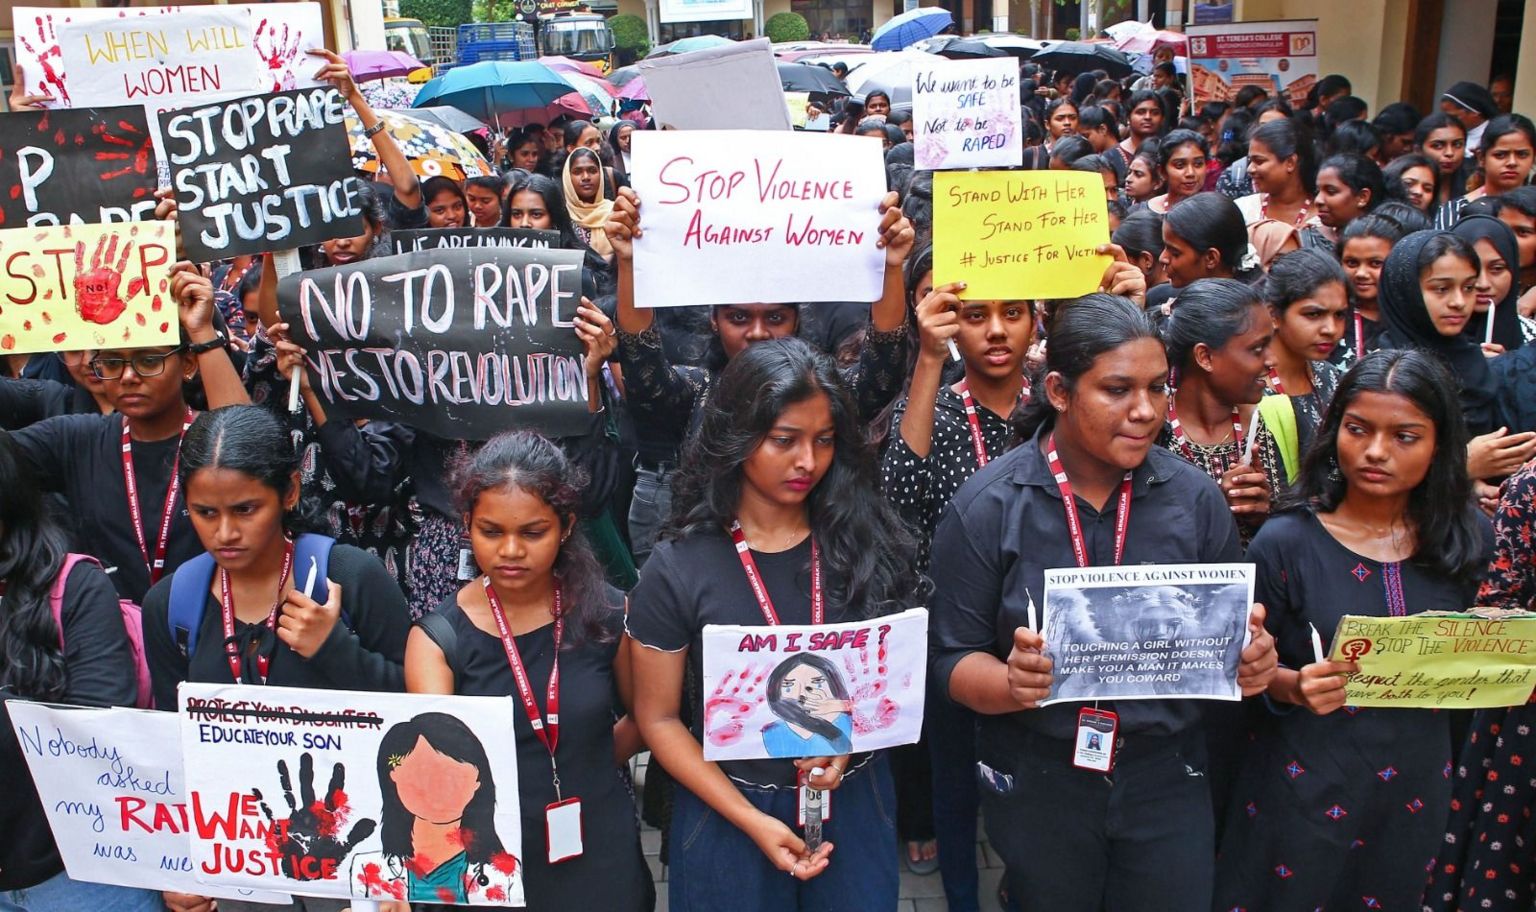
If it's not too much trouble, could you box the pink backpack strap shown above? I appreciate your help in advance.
[48,554,99,651]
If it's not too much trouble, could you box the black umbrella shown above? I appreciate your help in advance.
[925,36,1007,59]
[777,61,851,97]
[1030,41,1134,79]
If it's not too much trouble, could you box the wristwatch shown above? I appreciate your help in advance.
[363,119,387,138]
[186,333,227,355]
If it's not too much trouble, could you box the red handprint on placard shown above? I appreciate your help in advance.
[254,19,304,91]
[92,118,156,192]
[18,14,70,106]
[73,232,136,325]
[845,625,901,736]
[705,664,769,747]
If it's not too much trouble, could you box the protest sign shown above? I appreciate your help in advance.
[1327,612,1536,709]
[57,7,265,111]
[1040,564,1253,705]
[391,227,562,255]
[178,683,523,904]
[8,702,290,903]
[14,4,325,110]
[699,608,927,762]
[0,220,177,355]
[637,39,791,131]
[1187,20,1318,109]
[933,170,1112,301]
[164,87,364,263]
[629,129,886,307]
[277,246,591,440]
[0,106,159,229]
[912,57,1021,170]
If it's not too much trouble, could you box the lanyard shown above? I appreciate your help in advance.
[956,380,1029,469]
[1166,397,1243,468]
[1260,193,1311,228]
[1354,312,1366,361]
[1045,434,1133,568]
[728,521,822,626]
[485,579,564,759]
[218,538,295,684]
[121,409,193,587]
[1266,367,1285,396]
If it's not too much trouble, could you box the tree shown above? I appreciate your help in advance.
[401,0,473,29]
[610,14,650,64]
[766,12,810,43]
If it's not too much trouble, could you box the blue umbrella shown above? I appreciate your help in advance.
[412,61,577,125]
[871,7,953,52]
[645,34,737,58]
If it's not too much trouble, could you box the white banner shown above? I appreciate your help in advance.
[57,7,265,111]
[658,0,753,23]
[636,38,790,131]
[912,57,1021,170]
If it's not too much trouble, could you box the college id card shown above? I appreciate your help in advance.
[546,797,584,863]
[457,536,478,581]
[797,772,831,827]
[1073,707,1118,773]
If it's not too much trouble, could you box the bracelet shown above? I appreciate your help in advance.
[363,119,387,138]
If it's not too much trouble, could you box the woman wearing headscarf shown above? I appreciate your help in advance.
[1451,215,1524,352]
[563,147,615,259]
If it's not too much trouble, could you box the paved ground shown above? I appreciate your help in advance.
[635,753,1008,912]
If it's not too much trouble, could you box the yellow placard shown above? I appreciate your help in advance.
[0,221,178,355]
[1328,613,1536,709]
[933,170,1112,301]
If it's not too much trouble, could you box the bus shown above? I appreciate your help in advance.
[537,11,615,73]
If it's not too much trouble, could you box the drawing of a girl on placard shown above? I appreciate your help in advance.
[762,653,855,758]
[350,712,520,905]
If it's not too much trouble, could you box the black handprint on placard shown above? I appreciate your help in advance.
[254,752,377,881]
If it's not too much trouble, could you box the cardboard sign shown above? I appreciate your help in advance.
[390,228,562,256]
[1328,613,1536,709]
[699,608,927,762]
[636,38,791,131]
[1187,19,1318,109]
[164,87,364,262]
[8,702,290,903]
[934,170,1112,301]
[0,220,177,355]
[912,57,1021,170]
[629,129,886,307]
[1041,564,1252,705]
[178,683,523,904]
[57,7,265,111]
[0,106,159,229]
[277,246,591,441]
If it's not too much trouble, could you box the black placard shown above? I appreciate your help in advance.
[390,227,562,255]
[164,86,364,262]
[277,246,591,440]
[0,106,160,229]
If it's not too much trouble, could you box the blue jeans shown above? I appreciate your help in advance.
[0,869,163,912]
[928,691,981,912]
[626,465,674,567]
[669,755,899,912]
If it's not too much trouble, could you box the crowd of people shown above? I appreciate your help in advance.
[1,37,1535,912]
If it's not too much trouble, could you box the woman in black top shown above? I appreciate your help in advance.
[0,433,162,911]
[1215,350,1491,911]
[1258,249,1347,468]
[928,295,1277,911]
[405,430,647,910]
[627,338,921,911]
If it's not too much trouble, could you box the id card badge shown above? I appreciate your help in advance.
[796,771,831,826]
[456,536,478,581]
[1072,707,1119,773]
[546,797,583,864]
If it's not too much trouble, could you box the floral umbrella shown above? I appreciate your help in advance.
[360,80,419,110]
[344,109,492,181]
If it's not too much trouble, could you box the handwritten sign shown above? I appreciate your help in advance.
[0,106,159,229]
[165,87,364,262]
[912,57,1021,170]
[1328,613,1536,709]
[57,7,264,111]
[9,702,290,903]
[636,38,791,131]
[699,608,927,762]
[0,220,177,355]
[934,170,1112,301]
[277,246,591,440]
[629,129,886,307]
[390,227,561,255]
[179,683,523,904]
[1041,564,1252,705]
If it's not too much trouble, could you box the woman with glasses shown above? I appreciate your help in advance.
[0,265,250,602]
[0,349,113,428]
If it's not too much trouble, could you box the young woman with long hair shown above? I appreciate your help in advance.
[1145,129,1210,214]
[627,338,922,910]
[1215,349,1489,912]
[1123,143,1167,206]
[1436,114,1536,229]
[1258,249,1349,475]
[422,175,468,229]
[1235,119,1322,232]
[1146,192,1259,315]
[1335,214,1412,366]
[1383,152,1440,214]
[1119,89,1168,164]
[404,430,648,909]
[1416,112,1471,210]
[1313,152,1385,236]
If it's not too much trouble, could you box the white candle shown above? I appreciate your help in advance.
[946,339,961,362]
[1486,300,1497,346]
[302,556,319,600]
[287,365,302,413]
[1240,410,1262,466]
[1309,622,1325,664]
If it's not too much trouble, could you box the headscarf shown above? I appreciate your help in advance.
[1378,229,1500,435]
[1450,215,1524,351]
[1249,219,1300,269]
[561,148,613,258]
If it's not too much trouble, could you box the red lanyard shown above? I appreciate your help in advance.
[1166,397,1243,467]
[218,539,295,683]
[1266,367,1285,396]
[1260,193,1311,228]
[956,381,1028,469]
[729,521,822,625]
[1045,434,1133,567]
[121,409,193,587]
[1354,312,1366,361]
[485,578,565,761]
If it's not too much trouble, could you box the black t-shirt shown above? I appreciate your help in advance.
[626,530,872,788]
[10,414,202,603]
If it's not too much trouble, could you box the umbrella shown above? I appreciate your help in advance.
[343,49,426,82]
[412,61,582,125]
[360,80,418,110]
[1113,28,1187,56]
[616,75,649,101]
[776,61,850,96]
[924,35,1007,59]
[1030,41,1134,79]
[974,33,1048,58]
[608,65,643,87]
[539,55,607,79]
[390,105,487,134]
[557,71,618,119]
[844,49,934,108]
[870,7,953,52]
[345,110,492,181]
[646,35,737,58]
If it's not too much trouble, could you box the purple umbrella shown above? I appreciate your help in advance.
[344,49,427,82]
[617,74,649,101]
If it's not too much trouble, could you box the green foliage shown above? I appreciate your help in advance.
[766,11,811,43]
[1065,26,1080,40]
[610,13,650,60]
[401,0,472,29]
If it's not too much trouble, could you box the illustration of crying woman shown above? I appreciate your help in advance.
[762,653,855,758]
[350,713,521,905]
